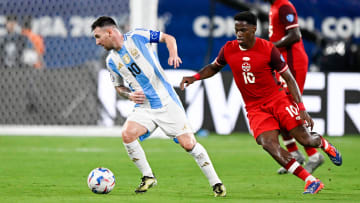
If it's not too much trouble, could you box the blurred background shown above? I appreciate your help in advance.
[0,0,359,136]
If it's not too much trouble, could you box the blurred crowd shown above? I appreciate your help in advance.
[0,15,45,69]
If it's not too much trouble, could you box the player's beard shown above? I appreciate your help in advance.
[104,45,112,51]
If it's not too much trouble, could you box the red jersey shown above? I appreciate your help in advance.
[215,38,289,109]
[269,0,308,78]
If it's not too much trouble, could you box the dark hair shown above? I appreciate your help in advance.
[234,11,257,26]
[91,16,117,31]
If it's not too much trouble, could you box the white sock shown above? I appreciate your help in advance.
[308,152,320,162]
[123,140,153,177]
[189,143,221,186]
[305,175,317,183]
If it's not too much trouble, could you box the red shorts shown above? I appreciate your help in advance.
[247,95,304,140]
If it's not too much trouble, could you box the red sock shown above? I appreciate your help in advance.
[304,147,318,156]
[283,137,299,152]
[285,159,312,181]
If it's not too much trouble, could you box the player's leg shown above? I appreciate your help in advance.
[157,99,225,197]
[256,130,323,194]
[294,67,325,174]
[122,110,158,193]
[279,133,324,174]
[277,134,305,174]
[303,146,324,174]
[290,127,342,166]
[176,133,226,197]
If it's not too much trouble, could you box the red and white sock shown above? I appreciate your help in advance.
[283,137,299,153]
[304,147,318,157]
[320,137,330,151]
[285,159,316,182]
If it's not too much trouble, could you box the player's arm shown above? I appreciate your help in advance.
[180,46,226,90]
[115,85,146,104]
[273,5,301,48]
[180,62,224,90]
[270,46,313,129]
[159,33,182,69]
[280,69,302,104]
[281,69,314,129]
[273,27,301,48]
[107,61,146,104]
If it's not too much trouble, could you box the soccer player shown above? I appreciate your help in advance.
[91,16,226,197]
[180,11,342,194]
[265,0,324,175]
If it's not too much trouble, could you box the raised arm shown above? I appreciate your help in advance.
[160,33,182,69]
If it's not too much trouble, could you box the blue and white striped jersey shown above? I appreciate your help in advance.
[106,28,182,109]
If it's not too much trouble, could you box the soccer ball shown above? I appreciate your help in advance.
[87,167,115,194]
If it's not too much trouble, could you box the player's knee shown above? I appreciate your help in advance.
[181,138,196,151]
[300,137,312,147]
[178,134,196,151]
[121,128,138,143]
[182,142,196,151]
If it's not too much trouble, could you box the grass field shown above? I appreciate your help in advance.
[1,133,359,202]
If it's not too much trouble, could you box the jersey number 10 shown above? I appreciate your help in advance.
[243,72,255,84]
[128,63,142,77]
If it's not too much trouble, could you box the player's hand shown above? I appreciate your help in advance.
[129,91,146,104]
[180,76,197,90]
[168,56,182,69]
[300,110,314,131]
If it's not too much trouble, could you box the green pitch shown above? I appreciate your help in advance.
[1,133,359,202]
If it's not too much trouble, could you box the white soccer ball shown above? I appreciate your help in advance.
[87,167,115,194]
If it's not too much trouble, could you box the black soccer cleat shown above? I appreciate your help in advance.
[135,176,157,193]
[212,183,226,197]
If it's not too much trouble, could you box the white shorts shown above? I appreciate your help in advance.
[127,99,194,138]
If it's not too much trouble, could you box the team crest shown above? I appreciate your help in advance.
[242,62,251,72]
[122,54,131,64]
[130,48,139,57]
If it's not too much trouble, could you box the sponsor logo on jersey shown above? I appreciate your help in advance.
[122,54,131,64]
[130,48,140,59]
[243,57,250,61]
[242,62,251,72]
[286,14,295,22]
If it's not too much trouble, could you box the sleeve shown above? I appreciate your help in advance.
[133,28,161,43]
[106,57,124,87]
[214,46,227,66]
[269,46,288,74]
[278,5,299,30]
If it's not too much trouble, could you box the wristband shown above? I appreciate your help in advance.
[193,73,201,80]
[297,102,306,111]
